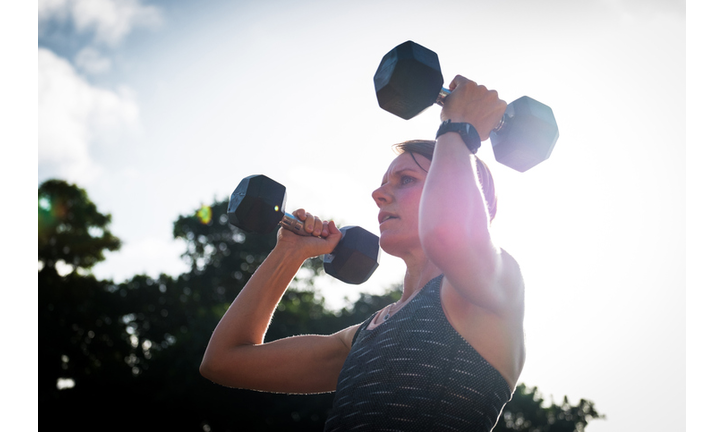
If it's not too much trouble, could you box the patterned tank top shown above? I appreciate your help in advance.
[324,275,512,432]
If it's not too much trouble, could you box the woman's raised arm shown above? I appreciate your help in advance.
[199,211,358,393]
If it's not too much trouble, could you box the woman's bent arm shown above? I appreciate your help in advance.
[199,214,357,394]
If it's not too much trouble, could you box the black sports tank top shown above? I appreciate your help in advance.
[324,275,512,432]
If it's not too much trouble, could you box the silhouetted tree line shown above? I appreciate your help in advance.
[38,179,603,431]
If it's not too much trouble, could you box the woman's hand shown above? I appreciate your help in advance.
[276,208,342,259]
[441,75,508,141]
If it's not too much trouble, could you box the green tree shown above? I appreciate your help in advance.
[38,180,134,429]
[494,383,604,432]
[38,179,121,272]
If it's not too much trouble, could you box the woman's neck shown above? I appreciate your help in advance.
[401,256,442,303]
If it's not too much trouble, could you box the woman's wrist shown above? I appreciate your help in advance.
[268,240,311,270]
[436,120,482,154]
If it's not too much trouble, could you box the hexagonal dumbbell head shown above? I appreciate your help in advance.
[490,96,559,172]
[323,226,380,285]
[227,175,287,234]
[374,40,444,120]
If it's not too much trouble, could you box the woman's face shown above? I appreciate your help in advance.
[371,152,431,257]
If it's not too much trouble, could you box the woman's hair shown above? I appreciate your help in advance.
[392,139,498,222]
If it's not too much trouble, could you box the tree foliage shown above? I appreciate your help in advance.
[38,179,603,431]
[494,384,604,432]
[38,179,121,271]
[38,180,129,423]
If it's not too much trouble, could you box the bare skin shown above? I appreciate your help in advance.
[200,75,525,393]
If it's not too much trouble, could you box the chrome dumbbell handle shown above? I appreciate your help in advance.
[279,212,311,236]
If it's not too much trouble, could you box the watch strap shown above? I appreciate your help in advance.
[435,120,482,154]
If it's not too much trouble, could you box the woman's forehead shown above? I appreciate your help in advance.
[382,152,430,180]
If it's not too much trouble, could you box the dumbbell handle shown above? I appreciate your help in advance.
[280,212,360,238]
[280,213,363,243]
[279,212,312,236]
[435,88,505,133]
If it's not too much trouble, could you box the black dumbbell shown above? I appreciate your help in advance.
[227,174,380,285]
[374,40,559,172]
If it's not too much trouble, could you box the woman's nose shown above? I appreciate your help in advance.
[372,185,390,207]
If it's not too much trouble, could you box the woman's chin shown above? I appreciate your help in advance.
[379,232,417,258]
[378,232,398,256]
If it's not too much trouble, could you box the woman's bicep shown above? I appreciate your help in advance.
[200,326,358,394]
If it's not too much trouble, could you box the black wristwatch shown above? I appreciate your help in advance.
[435,120,482,154]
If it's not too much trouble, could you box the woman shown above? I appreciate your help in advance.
[200,75,526,431]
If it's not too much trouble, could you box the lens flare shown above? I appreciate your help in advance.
[196,205,212,225]
[38,194,64,233]
[39,196,51,211]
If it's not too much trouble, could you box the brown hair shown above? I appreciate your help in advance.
[392,140,498,222]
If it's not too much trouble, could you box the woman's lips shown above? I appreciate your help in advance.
[378,212,398,224]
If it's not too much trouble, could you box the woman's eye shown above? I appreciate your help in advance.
[401,176,413,185]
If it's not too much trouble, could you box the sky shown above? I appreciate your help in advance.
[8,0,717,430]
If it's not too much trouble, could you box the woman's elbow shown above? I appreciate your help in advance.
[199,355,216,380]
[199,350,228,383]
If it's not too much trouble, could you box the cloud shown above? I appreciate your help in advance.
[39,0,162,46]
[38,47,140,183]
[74,47,112,74]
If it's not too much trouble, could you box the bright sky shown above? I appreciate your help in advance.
[16,0,714,430]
